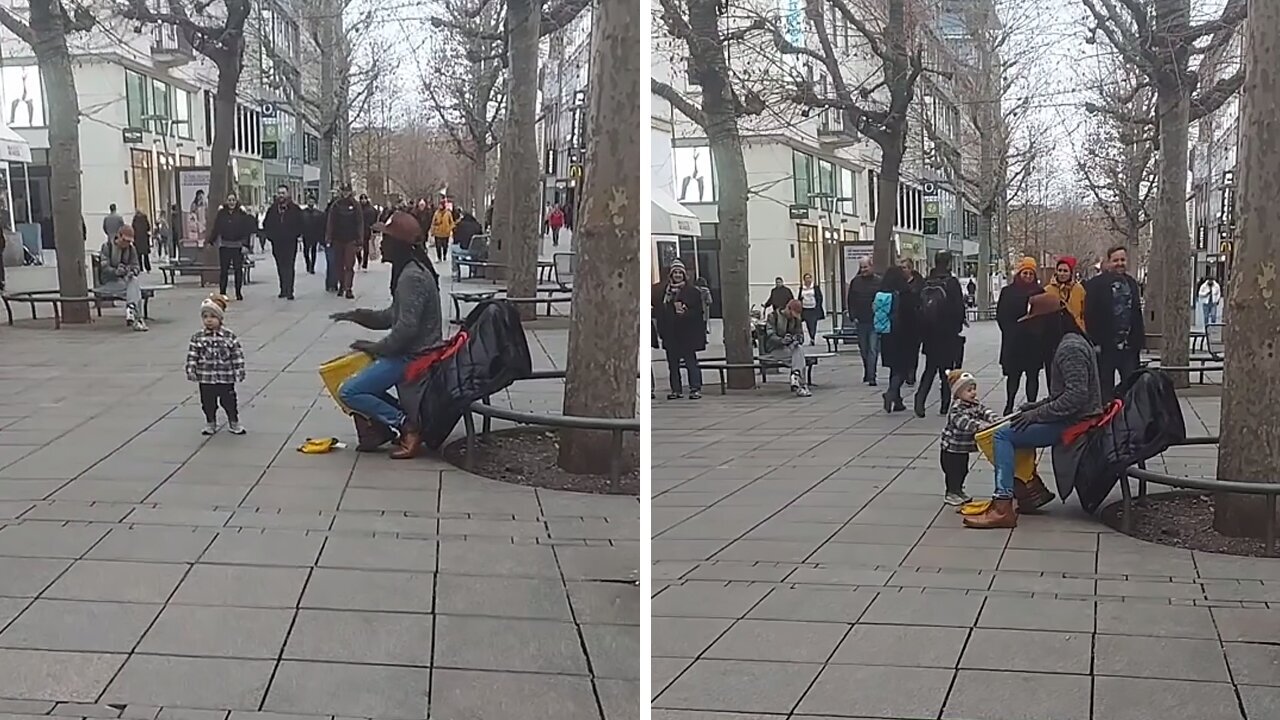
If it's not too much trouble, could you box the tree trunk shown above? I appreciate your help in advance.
[207,57,242,238]
[557,0,639,477]
[1151,81,1192,384]
[470,150,488,215]
[492,116,513,271]
[503,0,540,318]
[29,0,88,322]
[873,138,905,270]
[318,0,335,199]
[1214,0,1280,538]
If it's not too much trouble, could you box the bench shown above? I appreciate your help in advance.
[455,259,557,284]
[2,291,97,329]
[698,352,834,395]
[501,294,573,318]
[159,259,255,286]
[1139,359,1224,385]
[823,325,859,353]
[449,289,500,323]
[90,285,171,321]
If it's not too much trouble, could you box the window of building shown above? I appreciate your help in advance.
[204,91,214,145]
[130,149,155,219]
[149,78,170,134]
[173,88,192,139]
[817,159,836,211]
[867,170,877,222]
[674,145,715,203]
[126,69,149,129]
[797,224,819,280]
[839,166,856,216]
[793,150,813,207]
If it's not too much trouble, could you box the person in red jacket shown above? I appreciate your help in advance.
[547,204,565,248]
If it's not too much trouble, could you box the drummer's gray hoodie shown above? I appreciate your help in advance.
[344,262,442,357]
[1022,332,1103,425]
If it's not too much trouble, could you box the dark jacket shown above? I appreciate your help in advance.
[1083,271,1145,353]
[301,207,326,245]
[997,280,1047,375]
[454,214,483,250]
[846,272,881,323]
[764,285,795,311]
[343,261,442,358]
[131,214,151,254]
[262,200,305,244]
[360,202,379,240]
[653,282,707,354]
[211,206,256,249]
[325,197,364,244]
[919,269,966,363]
[880,290,921,372]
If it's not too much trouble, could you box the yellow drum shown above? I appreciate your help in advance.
[974,421,1039,483]
[318,351,372,415]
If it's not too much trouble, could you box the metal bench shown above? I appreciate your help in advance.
[502,294,573,318]
[2,291,98,329]
[697,352,833,395]
[822,325,859,353]
[159,259,255,286]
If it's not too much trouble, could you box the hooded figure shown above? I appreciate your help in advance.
[653,259,707,399]
[996,256,1047,414]
[1045,256,1086,335]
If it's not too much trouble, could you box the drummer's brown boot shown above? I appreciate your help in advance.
[1014,474,1056,513]
[390,426,421,460]
[963,498,1018,529]
[354,416,395,452]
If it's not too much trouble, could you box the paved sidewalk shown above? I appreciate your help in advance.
[0,256,637,719]
[652,322,1277,720]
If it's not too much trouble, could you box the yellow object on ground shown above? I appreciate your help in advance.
[318,351,372,415]
[958,499,992,515]
[297,437,346,454]
[975,421,1040,483]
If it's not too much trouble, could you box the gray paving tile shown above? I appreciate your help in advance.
[263,661,431,717]
[944,669,1091,720]
[655,659,822,714]
[0,599,160,652]
[170,565,309,608]
[555,545,637,581]
[137,605,293,658]
[0,649,126,702]
[595,678,639,720]
[51,480,163,503]
[652,616,733,658]
[20,502,133,523]
[436,573,572,620]
[0,597,28,628]
[103,655,275,710]
[436,540,559,578]
[831,624,967,667]
[0,557,71,597]
[432,669,601,720]
[1096,602,1219,639]
[1225,642,1280,687]
[300,568,434,613]
[1095,635,1231,681]
[198,532,324,567]
[997,547,1098,573]
[1214,607,1280,643]
[960,628,1092,674]
[0,523,108,559]
[705,619,845,663]
[86,527,217,563]
[241,485,345,511]
[434,615,588,674]
[1093,676,1243,720]
[283,609,432,666]
[651,657,693,699]
[1241,685,1280,720]
[124,507,233,527]
[976,596,1095,633]
[317,536,436,572]
[652,583,770,619]
[566,581,639,625]
[582,624,639,680]
[798,664,953,718]
[43,560,188,603]
[859,589,985,627]
[905,545,1004,570]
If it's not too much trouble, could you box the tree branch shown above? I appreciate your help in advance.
[1083,101,1156,126]
[1186,0,1247,40]
[0,6,33,44]
[652,78,708,129]
[1190,66,1244,121]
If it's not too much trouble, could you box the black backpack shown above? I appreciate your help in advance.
[919,277,949,326]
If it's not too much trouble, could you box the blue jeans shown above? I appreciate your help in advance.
[1202,302,1218,328]
[339,356,410,429]
[855,320,880,382]
[992,421,1067,498]
[324,244,339,290]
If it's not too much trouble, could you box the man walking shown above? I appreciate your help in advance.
[325,183,364,299]
[845,257,882,386]
[358,193,378,270]
[103,203,124,243]
[1198,276,1222,328]
[1084,244,1145,399]
[900,256,925,385]
[914,251,967,416]
[300,200,324,275]
[263,185,305,300]
[211,193,256,301]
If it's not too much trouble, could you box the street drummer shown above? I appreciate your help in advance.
[939,370,1001,506]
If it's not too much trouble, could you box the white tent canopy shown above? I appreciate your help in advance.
[652,188,700,237]
[0,122,31,164]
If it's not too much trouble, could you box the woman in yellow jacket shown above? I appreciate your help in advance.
[1045,256,1087,384]
[429,201,456,263]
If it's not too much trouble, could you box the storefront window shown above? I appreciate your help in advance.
[150,79,171,134]
[174,88,192,139]
[793,151,813,207]
[839,166,856,215]
[1,66,46,128]
[125,70,149,129]
[130,149,155,220]
[817,159,835,211]
[797,224,818,281]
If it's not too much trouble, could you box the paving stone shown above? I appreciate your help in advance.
[960,628,1092,674]
[340,488,439,513]
[263,661,431,717]
[1095,602,1219,639]
[1093,676,1243,720]
[432,669,600,720]
[652,583,771,619]
[554,545,636,581]
[651,657,693,699]
[582,624,639,680]
[241,485,344,512]
[145,483,254,507]
[118,706,161,720]
[1096,579,1205,599]
[103,656,274,710]
[300,568,434,613]
[652,617,733,658]
[595,678,639,720]
[1241,685,1280,719]
[0,649,126,702]
[830,624,967,668]
[944,669,1091,720]
[797,664,953,718]
[51,702,124,718]
[434,615,587,675]
[51,480,163,504]
[86,527,217,563]
[225,510,333,531]
[436,540,560,577]
[786,565,895,586]
[22,502,133,523]
[1095,635,1231,681]
[0,523,109,559]
[1214,607,1280,643]
[154,706,229,719]
[198,531,324,567]
[566,581,639,625]
[0,699,57,714]
[226,713,319,720]
[806,541,912,566]
[655,659,821,714]
[0,597,29,628]
[997,548,1098,573]
[859,589,984,627]
[905,545,1004,570]
[283,609,432,666]
[435,573,572,620]
[317,535,436,572]
[170,565,309,608]
[705,619,845,663]
[0,599,160,652]
[124,507,233,527]
[976,595,1095,633]
[1225,642,1280,687]
[0,557,70,597]
[712,540,823,563]
[137,605,293,659]
[43,560,188,603]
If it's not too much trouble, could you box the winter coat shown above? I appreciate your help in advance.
[341,261,443,358]
[548,208,565,229]
[1045,278,1087,333]
[131,214,152,254]
[880,290,921,372]
[430,209,456,239]
[326,197,364,245]
[360,203,379,240]
[1083,271,1145,353]
[653,282,707,354]
[454,214,483,250]
[997,280,1047,375]
[918,269,966,364]
[262,201,305,244]
[763,285,795,311]
[97,240,139,286]
[763,310,804,353]
[211,206,256,249]
[301,207,326,245]
[846,272,881,323]
[103,212,125,240]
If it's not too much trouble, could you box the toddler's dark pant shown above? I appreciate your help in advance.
[199,383,239,423]
[941,449,970,494]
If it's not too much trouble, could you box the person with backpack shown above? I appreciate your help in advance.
[875,265,921,413]
[914,251,967,417]
[997,257,1047,414]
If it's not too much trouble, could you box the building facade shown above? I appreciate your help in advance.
[537,6,593,230]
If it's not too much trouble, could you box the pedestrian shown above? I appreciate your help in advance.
[155,218,171,260]
[211,194,255,300]
[429,199,455,263]
[95,225,147,331]
[1045,256,1087,332]
[899,256,924,386]
[764,299,813,397]
[966,278,977,305]
[169,204,183,257]
[763,276,794,313]
[358,193,378,270]
[1084,244,1145,399]
[940,370,1001,506]
[1197,275,1222,328]
[548,203,565,247]
[0,229,6,291]
[846,257,882,385]
[997,256,1046,415]
[301,200,325,275]
[964,293,1102,529]
[694,276,713,336]
[185,294,247,436]
[102,203,124,243]
[325,183,364,299]
[876,265,921,413]
[797,272,825,345]
[263,184,305,300]
[653,259,705,400]
[914,251,967,417]
[330,210,443,460]
[131,209,152,273]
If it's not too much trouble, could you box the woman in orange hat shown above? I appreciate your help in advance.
[995,257,1045,415]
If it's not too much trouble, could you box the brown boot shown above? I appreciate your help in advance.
[390,427,421,460]
[354,415,395,452]
[963,498,1018,529]
[1013,474,1056,513]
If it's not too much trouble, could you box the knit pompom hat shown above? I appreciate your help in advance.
[200,294,229,320]
[1016,256,1038,274]
[948,370,977,398]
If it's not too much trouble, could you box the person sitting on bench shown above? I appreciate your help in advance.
[764,299,811,397]
[97,225,148,332]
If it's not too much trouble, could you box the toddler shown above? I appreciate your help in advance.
[939,370,1000,505]
[185,294,247,435]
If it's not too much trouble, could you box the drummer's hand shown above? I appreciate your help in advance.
[350,339,377,354]
[329,311,352,322]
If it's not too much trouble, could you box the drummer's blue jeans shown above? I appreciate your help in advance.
[339,356,409,430]
[992,421,1067,499]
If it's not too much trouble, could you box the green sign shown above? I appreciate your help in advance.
[923,217,939,235]
[261,141,278,160]
[122,127,144,144]
[789,205,808,220]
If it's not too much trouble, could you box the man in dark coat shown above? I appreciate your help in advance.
[1084,244,1145,399]
[653,259,706,400]
[262,185,305,299]
[997,257,1047,414]
[300,201,325,275]
[211,193,256,300]
[358,194,379,270]
[900,256,925,385]
[846,257,882,385]
[914,251,967,417]
[325,183,364,299]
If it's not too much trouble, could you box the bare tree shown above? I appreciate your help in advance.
[1215,0,1278,538]
[1080,0,1246,381]
[558,0,639,477]
[0,1,94,322]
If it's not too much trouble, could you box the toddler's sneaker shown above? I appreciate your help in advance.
[943,491,972,506]
[796,386,812,398]
[227,422,247,435]
[201,422,218,436]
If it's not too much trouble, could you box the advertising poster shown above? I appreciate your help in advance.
[176,166,211,247]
